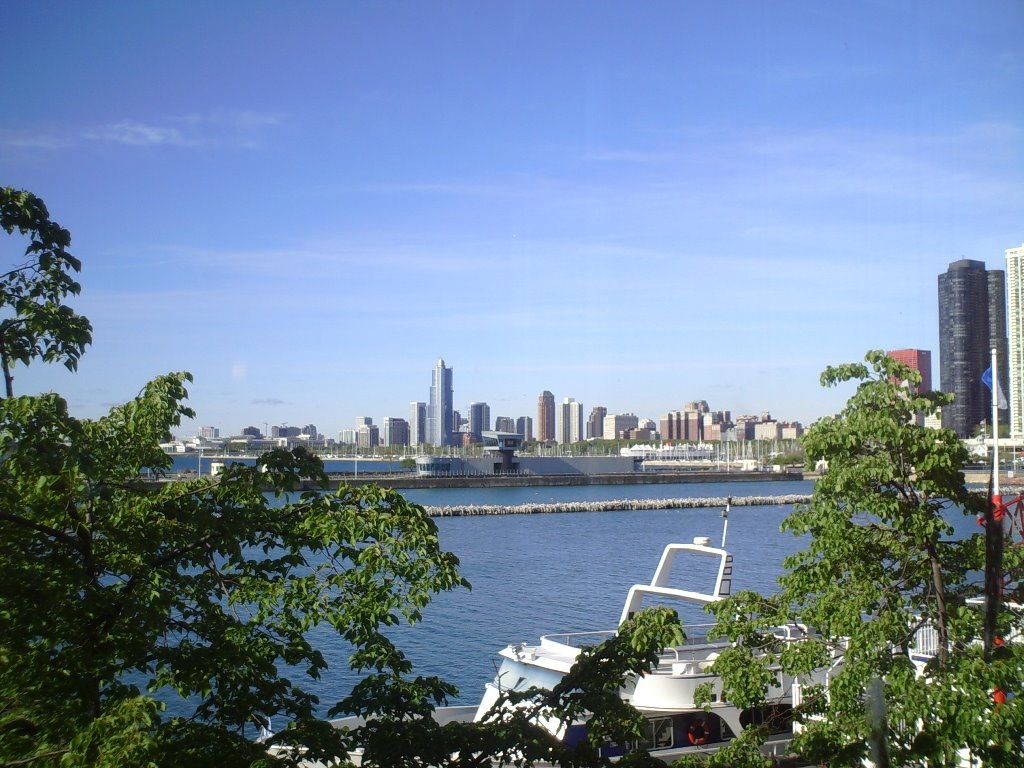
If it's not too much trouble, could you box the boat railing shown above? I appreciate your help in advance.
[541,630,617,648]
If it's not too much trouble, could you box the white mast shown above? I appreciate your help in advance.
[992,346,1000,499]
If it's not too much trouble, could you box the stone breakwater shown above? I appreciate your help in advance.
[423,494,811,517]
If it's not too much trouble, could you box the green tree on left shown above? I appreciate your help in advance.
[0,187,92,397]
[0,191,686,767]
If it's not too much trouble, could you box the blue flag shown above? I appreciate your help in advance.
[981,366,1008,409]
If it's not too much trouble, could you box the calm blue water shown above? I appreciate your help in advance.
[312,480,815,710]
[151,478,982,716]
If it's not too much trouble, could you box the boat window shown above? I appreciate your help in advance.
[740,704,793,735]
[635,717,673,750]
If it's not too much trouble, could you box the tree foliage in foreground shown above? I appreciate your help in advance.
[701,350,1024,767]
[0,377,685,767]
[0,188,688,767]
[0,187,92,398]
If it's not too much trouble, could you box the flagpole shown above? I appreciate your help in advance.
[992,347,1000,499]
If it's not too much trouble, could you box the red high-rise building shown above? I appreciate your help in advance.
[537,390,556,443]
[887,349,932,393]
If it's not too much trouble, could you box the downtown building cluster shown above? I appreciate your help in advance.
[187,243,1024,451]
[323,359,806,451]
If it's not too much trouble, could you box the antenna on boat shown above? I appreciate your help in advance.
[721,497,731,548]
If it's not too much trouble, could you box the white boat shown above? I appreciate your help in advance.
[302,512,828,766]
[465,528,816,762]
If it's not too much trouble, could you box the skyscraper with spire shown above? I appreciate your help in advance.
[427,359,454,447]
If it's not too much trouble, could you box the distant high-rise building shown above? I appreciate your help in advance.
[587,406,607,439]
[603,413,639,440]
[468,402,490,440]
[537,391,556,443]
[409,401,426,445]
[427,359,454,446]
[241,425,262,439]
[383,417,409,447]
[198,426,219,439]
[495,416,516,433]
[356,423,379,449]
[887,349,933,393]
[938,259,1008,436]
[660,411,682,441]
[1006,244,1024,438]
[516,415,533,442]
[559,397,583,444]
[301,424,318,438]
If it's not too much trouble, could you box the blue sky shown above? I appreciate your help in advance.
[3,1,1022,437]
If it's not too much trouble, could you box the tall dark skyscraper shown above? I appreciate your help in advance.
[537,390,555,443]
[938,259,1008,436]
[427,359,454,446]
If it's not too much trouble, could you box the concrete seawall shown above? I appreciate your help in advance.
[423,494,811,517]
[323,469,803,491]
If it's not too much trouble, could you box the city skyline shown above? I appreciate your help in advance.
[3,3,1022,432]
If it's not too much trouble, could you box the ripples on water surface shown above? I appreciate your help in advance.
[361,480,814,706]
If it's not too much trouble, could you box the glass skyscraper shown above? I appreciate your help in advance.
[427,359,454,447]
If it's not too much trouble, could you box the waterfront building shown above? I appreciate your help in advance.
[383,417,410,447]
[779,422,804,440]
[409,401,426,446]
[621,426,655,442]
[339,428,356,445]
[1006,244,1024,438]
[516,415,533,443]
[468,401,491,441]
[886,349,932,393]
[660,411,682,441]
[272,425,300,438]
[241,425,262,439]
[495,416,516,433]
[754,420,781,441]
[198,426,219,439]
[734,416,758,441]
[427,359,454,447]
[300,424,318,439]
[587,406,607,439]
[559,397,584,444]
[938,259,1009,436]
[537,391,556,443]
[603,413,639,440]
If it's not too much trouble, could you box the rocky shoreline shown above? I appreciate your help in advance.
[423,494,812,517]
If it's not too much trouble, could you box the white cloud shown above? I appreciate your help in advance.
[0,110,286,153]
[84,121,193,147]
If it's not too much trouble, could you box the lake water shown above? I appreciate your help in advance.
[310,480,814,710]
[151,477,982,716]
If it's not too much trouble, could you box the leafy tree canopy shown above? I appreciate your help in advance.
[701,350,1024,767]
[0,189,687,768]
[0,187,92,397]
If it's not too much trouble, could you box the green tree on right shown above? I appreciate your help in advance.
[689,350,1024,768]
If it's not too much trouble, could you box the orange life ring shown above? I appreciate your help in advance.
[687,719,710,745]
